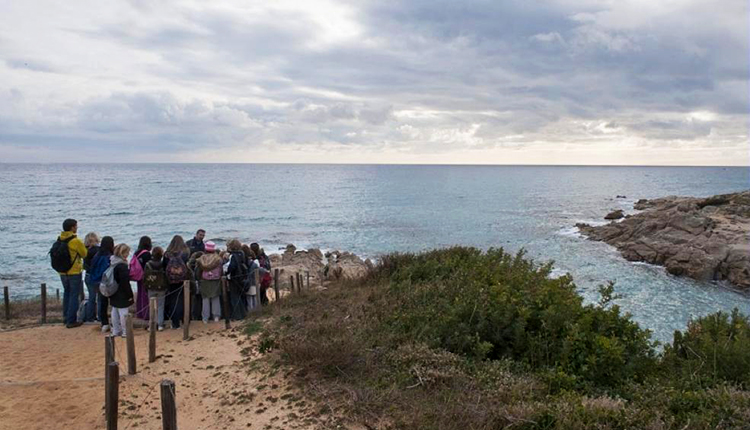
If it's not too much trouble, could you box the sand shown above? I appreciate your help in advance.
[0,321,331,430]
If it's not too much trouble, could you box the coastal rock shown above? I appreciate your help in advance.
[604,209,624,220]
[268,246,370,290]
[325,250,370,280]
[577,191,750,290]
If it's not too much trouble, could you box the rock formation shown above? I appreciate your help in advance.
[266,245,371,291]
[576,191,750,289]
[604,209,624,220]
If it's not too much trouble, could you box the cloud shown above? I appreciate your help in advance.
[0,0,746,165]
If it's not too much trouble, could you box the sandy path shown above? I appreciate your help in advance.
[0,322,330,430]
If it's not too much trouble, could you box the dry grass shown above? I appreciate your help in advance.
[1,294,64,330]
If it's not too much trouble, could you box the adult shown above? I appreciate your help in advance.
[195,241,223,323]
[82,232,101,322]
[251,243,272,306]
[51,219,88,328]
[133,236,152,320]
[164,235,190,329]
[90,236,115,332]
[186,229,206,256]
[226,239,248,320]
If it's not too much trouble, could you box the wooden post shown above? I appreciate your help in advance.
[56,288,60,303]
[126,315,136,375]
[290,276,295,293]
[3,285,9,320]
[273,269,280,302]
[160,379,177,430]
[297,273,303,292]
[106,362,119,430]
[221,277,230,329]
[40,283,47,324]
[306,271,310,289]
[183,281,190,341]
[104,336,115,413]
[149,297,157,363]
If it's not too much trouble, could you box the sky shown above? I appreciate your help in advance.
[0,0,748,165]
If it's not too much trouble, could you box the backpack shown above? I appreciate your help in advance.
[50,236,75,273]
[89,252,110,284]
[143,261,168,291]
[129,250,148,282]
[231,253,248,279]
[100,263,121,297]
[166,253,189,284]
[202,264,222,281]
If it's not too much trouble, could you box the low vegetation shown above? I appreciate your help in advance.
[249,247,750,429]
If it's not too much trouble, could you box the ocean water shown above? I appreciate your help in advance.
[1,163,748,343]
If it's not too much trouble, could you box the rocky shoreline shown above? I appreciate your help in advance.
[576,191,750,290]
[268,244,373,290]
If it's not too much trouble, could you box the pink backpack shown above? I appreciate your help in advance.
[129,250,148,281]
[202,265,222,281]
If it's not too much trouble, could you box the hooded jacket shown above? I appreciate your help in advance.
[110,255,134,309]
[56,231,88,275]
[196,253,223,298]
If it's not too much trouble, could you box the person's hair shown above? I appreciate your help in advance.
[259,248,265,256]
[250,243,260,255]
[219,251,229,261]
[137,236,152,252]
[246,249,256,260]
[113,243,131,260]
[62,219,77,232]
[226,239,242,252]
[241,244,252,259]
[166,235,189,255]
[83,232,100,248]
[189,251,204,263]
[100,236,115,254]
[151,246,164,261]
[196,229,206,235]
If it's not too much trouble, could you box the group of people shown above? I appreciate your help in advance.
[50,219,272,337]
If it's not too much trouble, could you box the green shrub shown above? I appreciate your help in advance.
[371,247,657,389]
[662,309,750,388]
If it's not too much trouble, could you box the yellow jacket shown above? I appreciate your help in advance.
[58,231,88,275]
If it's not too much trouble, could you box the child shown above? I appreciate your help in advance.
[196,241,223,323]
[143,246,168,331]
[110,243,134,338]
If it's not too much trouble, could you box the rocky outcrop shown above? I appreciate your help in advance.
[604,209,624,220]
[266,246,371,291]
[576,191,750,289]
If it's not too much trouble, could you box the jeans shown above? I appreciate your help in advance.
[246,294,257,311]
[165,284,184,328]
[60,274,83,325]
[84,274,98,322]
[110,307,129,337]
[202,296,221,321]
[98,292,109,327]
[148,290,166,328]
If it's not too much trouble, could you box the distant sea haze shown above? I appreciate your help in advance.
[1,163,748,343]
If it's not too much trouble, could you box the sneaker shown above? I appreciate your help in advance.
[111,331,122,337]
[202,320,208,325]
[213,316,220,323]
[120,333,127,338]
[101,325,110,333]
[157,326,164,331]
[66,321,83,329]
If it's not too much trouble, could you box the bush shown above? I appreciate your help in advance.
[371,247,657,389]
[662,309,750,388]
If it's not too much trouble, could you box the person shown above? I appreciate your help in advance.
[164,235,190,329]
[186,229,206,255]
[242,246,260,311]
[143,246,168,331]
[51,219,88,328]
[226,239,248,320]
[132,236,152,320]
[90,236,114,332]
[109,243,134,338]
[187,251,204,320]
[82,232,100,322]
[251,243,272,306]
[195,241,223,323]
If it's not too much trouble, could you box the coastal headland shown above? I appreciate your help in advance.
[577,191,750,289]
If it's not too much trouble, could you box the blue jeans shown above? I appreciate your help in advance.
[98,292,109,327]
[84,274,98,322]
[60,274,83,325]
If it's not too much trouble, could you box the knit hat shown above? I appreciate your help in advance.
[205,241,216,252]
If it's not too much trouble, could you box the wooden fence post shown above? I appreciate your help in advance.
[221,277,230,329]
[106,362,119,430]
[40,283,47,324]
[104,335,115,406]
[160,379,177,430]
[273,269,280,302]
[306,271,310,289]
[149,297,157,363]
[126,315,136,375]
[4,285,9,320]
[183,281,190,340]
[298,273,303,292]
[289,276,294,293]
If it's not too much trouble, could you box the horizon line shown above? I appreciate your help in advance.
[1,162,748,168]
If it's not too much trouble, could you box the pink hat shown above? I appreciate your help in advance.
[205,241,216,252]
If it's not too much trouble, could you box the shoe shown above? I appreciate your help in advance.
[111,332,122,337]
[157,326,164,331]
[101,325,110,333]
[66,321,83,328]
[213,317,220,323]
[120,333,127,338]
[202,320,208,325]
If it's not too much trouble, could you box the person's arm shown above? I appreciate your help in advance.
[73,238,88,260]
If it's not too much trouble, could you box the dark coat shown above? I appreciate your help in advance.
[110,262,134,309]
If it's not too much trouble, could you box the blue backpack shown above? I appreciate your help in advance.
[89,252,111,284]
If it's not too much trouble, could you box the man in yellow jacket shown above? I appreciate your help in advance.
[54,219,88,328]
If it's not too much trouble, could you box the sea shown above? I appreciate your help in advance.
[1,163,748,343]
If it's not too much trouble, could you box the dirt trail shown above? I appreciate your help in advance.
[0,322,328,430]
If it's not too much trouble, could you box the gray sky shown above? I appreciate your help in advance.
[0,0,748,165]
